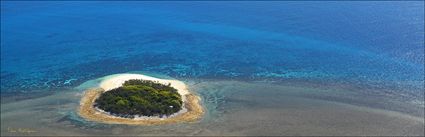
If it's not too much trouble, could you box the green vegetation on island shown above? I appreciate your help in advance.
[94,79,183,118]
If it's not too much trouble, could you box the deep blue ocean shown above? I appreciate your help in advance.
[1,1,424,136]
[2,1,423,95]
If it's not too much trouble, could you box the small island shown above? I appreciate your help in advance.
[94,79,183,118]
[78,74,204,125]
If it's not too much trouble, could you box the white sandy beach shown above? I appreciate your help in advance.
[99,74,189,95]
[99,74,190,103]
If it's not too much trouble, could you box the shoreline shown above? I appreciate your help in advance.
[78,74,204,125]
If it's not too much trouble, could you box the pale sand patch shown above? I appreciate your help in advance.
[99,74,189,95]
[78,74,204,125]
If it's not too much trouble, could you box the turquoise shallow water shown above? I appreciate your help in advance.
[1,1,424,136]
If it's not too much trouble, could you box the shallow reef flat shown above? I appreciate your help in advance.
[1,78,423,136]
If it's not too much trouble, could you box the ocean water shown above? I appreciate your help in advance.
[1,1,424,136]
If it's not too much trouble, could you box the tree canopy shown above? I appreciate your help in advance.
[94,79,183,118]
